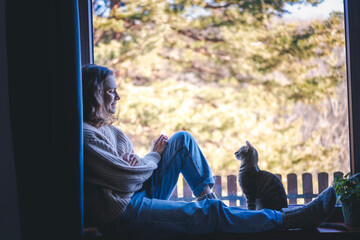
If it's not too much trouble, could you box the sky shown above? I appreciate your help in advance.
[185,0,344,22]
[283,0,344,20]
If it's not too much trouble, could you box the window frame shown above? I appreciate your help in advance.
[79,0,94,65]
[78,0,360,234]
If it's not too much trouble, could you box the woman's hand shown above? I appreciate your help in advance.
[151,134,168,155]
[122,153,140,166]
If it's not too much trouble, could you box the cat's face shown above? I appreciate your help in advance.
[235,141,256,162]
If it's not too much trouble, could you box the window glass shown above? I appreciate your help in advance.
[93,0,349,203]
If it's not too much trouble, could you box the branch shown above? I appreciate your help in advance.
[157,52,223,77]
[176,28,224,42]
[204,3,235,9]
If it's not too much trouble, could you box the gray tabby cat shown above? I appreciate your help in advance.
[235,141,288,211]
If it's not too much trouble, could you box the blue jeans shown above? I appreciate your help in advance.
[100,131,283,239]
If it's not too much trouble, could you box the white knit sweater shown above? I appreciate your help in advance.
[83,123,161,226]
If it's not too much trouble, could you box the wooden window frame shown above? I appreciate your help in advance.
[78,0,360,237]
[79,0,94,65]
[344,0,360,175]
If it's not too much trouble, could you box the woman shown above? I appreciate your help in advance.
[82,64,336,239]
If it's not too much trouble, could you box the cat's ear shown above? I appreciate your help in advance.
[246,141,253,151]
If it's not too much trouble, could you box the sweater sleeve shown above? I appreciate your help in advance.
[143,151,161,165]
[111,126,162,165]
[83,127,158,192]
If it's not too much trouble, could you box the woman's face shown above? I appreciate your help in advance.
[103,75,120,114]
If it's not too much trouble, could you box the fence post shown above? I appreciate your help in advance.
[287,173,297,205]
[302,173,313,203]
[214,175,222,198]
[334,171,344,181]
[227,175,237,206]
[318,172,329,194]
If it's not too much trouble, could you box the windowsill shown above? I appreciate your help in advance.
[167,220,360,240]
[172,226,360,240]
[85,227,359,240]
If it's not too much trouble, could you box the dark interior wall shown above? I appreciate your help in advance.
[4,1,83,240]
[0,0,22,239]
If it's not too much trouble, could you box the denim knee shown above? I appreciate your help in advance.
[170,131,193,146]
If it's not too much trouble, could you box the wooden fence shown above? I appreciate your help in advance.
[169,171,344,206]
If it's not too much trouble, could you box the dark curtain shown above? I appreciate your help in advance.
[4,0,83,239]
[0,0,22,239]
